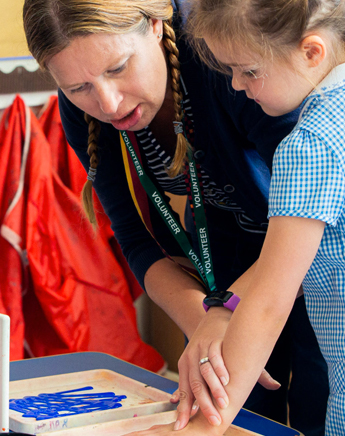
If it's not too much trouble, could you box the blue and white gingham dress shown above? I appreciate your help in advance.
[268,63,345,435]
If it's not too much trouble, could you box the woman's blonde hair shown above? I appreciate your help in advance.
[23,0,190,224]
[188,0,345,71]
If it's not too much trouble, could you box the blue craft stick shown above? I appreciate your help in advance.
[9,386,127,421]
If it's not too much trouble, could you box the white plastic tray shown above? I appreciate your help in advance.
[9,369,176,434]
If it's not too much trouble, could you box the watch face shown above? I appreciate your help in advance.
[223,291,234,302]
[204,290,234,307]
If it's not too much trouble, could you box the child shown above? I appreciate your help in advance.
[126,0,345,434]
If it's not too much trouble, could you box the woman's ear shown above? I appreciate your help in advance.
[299,35,327,67]
[151,18,163,39]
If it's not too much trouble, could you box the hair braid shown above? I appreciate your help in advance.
[81,113,101,225]
[162,20,192,177]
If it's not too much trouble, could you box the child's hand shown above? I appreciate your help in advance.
[257,368,281,390]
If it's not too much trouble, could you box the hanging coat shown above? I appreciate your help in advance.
[0,95,164,372]
[38,96,144,301]
[0,97,27,360]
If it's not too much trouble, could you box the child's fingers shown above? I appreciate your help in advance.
[258,368,281,390]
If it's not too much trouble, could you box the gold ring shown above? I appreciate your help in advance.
[199,357,209,366]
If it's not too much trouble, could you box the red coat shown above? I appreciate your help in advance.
[0,95,164,372]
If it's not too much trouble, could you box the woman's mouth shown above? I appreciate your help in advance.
[110,105,142,130]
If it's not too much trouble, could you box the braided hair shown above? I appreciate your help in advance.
[82,113,101,224]
[23,0,191,224]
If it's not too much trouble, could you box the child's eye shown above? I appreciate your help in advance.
[217,62,233,76]
[226,66,233,77]
[242,70,258,79]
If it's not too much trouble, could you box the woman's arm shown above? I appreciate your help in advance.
[144,257,206,340]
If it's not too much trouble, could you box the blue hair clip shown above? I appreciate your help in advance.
[173,121,184,135]
[87,167,97,182]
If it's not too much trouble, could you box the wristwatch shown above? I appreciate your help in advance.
[203,290,241,312]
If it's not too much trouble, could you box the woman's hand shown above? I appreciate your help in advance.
[173,307,281,431]
[123,409,224,436]
[170,389,199,416]
[173,307,232,431]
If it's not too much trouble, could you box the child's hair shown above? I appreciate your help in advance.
[23,0,190,224]
[188,0,345,71]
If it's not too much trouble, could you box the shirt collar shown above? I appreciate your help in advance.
[309,62,345,97]
[299,62,345,115]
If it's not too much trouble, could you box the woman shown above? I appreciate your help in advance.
[23,0,328,434]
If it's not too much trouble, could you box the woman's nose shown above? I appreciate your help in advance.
[97,85,123,115]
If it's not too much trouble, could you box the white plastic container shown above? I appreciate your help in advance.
[9,369,175,435]
[0,314,10,433]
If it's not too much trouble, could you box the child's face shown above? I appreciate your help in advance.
[204,37,314,116]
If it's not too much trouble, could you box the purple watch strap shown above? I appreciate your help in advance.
[203,293,241,312]
[223,293,241,311]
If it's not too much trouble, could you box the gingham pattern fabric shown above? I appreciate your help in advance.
[268,63,345,434]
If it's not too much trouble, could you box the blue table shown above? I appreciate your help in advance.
[10,352,302,436]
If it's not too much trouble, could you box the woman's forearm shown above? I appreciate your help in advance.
[144,257,206,339]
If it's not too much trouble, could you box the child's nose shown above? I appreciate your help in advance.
[231,73,246,92]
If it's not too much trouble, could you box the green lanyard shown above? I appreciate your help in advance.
[120,130,217,294]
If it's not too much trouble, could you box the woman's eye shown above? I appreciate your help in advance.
[70,84,87,94]
[108,64,126,75]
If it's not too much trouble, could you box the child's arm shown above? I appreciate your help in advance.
[174,215,325,434]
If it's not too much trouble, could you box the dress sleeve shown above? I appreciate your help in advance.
[268,128,345,226]
[58,90,185,289]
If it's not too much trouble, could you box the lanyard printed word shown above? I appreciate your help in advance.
[120,130,216,294]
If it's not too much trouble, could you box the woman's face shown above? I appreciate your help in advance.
[48,19,169,130]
